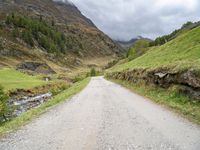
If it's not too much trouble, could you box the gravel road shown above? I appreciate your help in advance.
[0,77,200,150]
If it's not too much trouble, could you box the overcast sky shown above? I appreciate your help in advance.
[63,0,200,40]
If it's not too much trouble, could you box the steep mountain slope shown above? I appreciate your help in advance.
[0,0,123,74]
[108,25,200,100]
[112,26,200,72]
[150,21,200,46]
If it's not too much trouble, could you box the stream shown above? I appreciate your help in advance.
[10,93,52,117]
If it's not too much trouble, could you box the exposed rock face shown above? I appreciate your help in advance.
[178,85,200,100]
[17,62,56,74]
[179,69,200,88]
[107,68,200,101]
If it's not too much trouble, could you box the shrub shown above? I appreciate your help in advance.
[50,83,70,96]
[38,35,50,50]
[21,30,34,46]
[0,41,3,50]
[0,86,9,122]
[104,60,119,69]
[5,15,12,25]
[72,75,85,83]
[12,28,19,38]
[90,68,97,77]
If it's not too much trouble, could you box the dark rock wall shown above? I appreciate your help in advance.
[107,68,200,101]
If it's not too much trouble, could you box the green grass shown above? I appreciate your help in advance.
[127,39,150,61]
[0,68,47,91]
[107,22,200,126]
[0,77,90,136]
[112,26,200,72]
[109,78,200,125]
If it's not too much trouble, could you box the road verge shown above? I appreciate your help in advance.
[0,78,91,136]
[106,77,200,125]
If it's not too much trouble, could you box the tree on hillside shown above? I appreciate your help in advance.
[0,40,3,50]
[5,13,68,54]
[90,68,97,77]
[51,20,55,27]
[12,28,19,38]
[182,21,193,29]
[21,30,34,47]
[5,15,12,25]
[39,15,43,22]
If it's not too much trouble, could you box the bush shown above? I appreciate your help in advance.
[0,41,3,50]
[50,83,70,96]
[104,60,119,69]
[72,75,85,83]
[5,15,12,25]
[21,30,34,46]
[90,68,97,77]
[0,86,9,122]
[12,28,19,38]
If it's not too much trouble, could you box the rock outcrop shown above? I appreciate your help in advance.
[17,62,56,74]
[107,68,200,101]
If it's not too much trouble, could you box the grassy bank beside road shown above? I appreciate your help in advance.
[0,77,90,136]
[108,78,200,125]
[111,26,200,73]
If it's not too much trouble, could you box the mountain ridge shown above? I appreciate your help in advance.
[115,36,152,50]
[0,0,123,74]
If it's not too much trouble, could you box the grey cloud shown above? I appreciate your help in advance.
[59,0,200,40]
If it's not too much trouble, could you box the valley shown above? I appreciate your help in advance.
[0,0,124,124]
[0,0,200,149]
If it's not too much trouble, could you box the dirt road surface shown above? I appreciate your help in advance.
[0,77,200,150]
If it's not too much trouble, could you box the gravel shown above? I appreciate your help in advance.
[0,77,200,150]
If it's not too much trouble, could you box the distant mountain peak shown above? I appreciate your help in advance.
[136,36,143,39]
[115,37,139,50]
[115,36,152,50]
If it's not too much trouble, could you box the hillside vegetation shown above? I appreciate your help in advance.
[127,39,150,61]
[5,13,67,54]
[112,26,200,72]
[107,24,200,124]
[0,0,123,75]
[149,21,200,46]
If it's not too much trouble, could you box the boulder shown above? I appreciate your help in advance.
[17,62,55,74]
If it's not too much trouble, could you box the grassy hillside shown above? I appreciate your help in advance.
[107,25,200,124]
[112,26,200,72]
[149,21,200,46]
[0,68,47,91]
[127,39,150,61]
